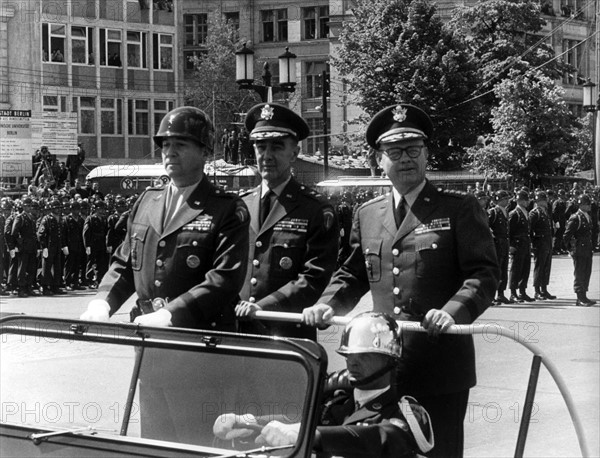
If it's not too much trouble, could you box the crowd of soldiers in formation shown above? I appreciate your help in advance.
[1,177,598,301]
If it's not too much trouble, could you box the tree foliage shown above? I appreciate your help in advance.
[334,0,480,169]
[468,69,577,181]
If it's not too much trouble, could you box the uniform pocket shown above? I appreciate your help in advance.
[415,232,450,278]
[270,239,304,277]
[130,223,148,271]
[363,238,382,282]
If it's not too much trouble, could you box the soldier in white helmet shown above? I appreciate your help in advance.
[214,312,433,457]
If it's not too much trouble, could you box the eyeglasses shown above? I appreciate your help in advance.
[382,145,424,160]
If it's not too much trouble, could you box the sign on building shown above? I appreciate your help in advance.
[31,112,79,156]
[0,110,33,177]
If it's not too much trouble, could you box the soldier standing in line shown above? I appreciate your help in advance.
[234,103,339,340]
[529,191,556,300]
[552,188,568,254]
[106,197,128,255]
[563,194,596,306]
[508,190,534,302]
[488,189,512,305]
[37,199,68,295]
[4,200,19,295]
[11,197,39,297]
[0,199,10,295]
[83,200,109,289]
[63,200,86,291]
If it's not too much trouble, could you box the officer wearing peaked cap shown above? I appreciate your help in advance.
[235,103,339,340]
[304,103,499,457]
[81,106,250,329]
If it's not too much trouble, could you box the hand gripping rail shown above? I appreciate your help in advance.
[252,310,590,458]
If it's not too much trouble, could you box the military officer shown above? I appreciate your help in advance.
[235,103,339,340]
[563,194,596,306]
[63,200,86,290]
[80,106,250,329]
[83,200,109,288]
[4,199,19,294]
[529,191,555,300]
[106,196,128,254]
[214,312,433,458]
[488,189,511,304]
[508,190,533,302]
[303,104,499,458]
[11,197,39,297]
[37,199,67,295]
[552,189,568,254]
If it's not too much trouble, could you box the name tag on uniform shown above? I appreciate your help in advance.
[183,216,213,232]
[273,218,308,233]
[415,218,451,234]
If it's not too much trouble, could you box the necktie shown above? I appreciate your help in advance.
[163,187,182,229]
[260,190,274,226]
[395,196,406,228]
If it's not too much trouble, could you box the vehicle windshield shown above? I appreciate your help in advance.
[1,318,323,457]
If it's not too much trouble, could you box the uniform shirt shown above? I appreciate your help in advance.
[318,180,499,395]
[509,205,530,246]
[37,214,63,252]
[488,205,509,242]
[239,178,339,339]
[563,210,593,257]
[11,212,37,253]
[529,206,553,241]
[95,178,250,330]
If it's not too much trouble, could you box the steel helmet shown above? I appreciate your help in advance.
[337,312,401,359]
[153,106,214,152]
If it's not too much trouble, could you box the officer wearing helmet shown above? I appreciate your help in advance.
[11,196,39,297]
[81,106,250,329]
[529,191,556,300]
[214,312,433,458]
[488,189,511,304]
[64,200,86,290]
[37,199,68,295]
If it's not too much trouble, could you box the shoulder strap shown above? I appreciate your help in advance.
[400,396,434,453]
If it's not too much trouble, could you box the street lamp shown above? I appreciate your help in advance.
[235,43,297,103]
[582,79,599,184]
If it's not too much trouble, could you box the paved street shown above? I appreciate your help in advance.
[1,253,598,457]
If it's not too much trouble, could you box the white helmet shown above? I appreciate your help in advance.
[337,312,401,359]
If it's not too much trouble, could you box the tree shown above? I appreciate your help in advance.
[468,69,577,181]
[334,0,480,169]
[561,114,594,174]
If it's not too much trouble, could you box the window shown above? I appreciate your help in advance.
[183,50,207,71]
[306,118,326,155]
[71,26,94,65]
[302,6,329,40]
[184,14,208,46]
[73,96,96,134]
[561,0,585,18]
[260,9,287,42]
[43,95,67,112]
[224,12,240,40]
[101,98,123,135]
[128,99,149,135]
[154,100,175,133]
[562,39,583,85]
[127,31,147,68]
[42,23,66,63]
[305,61,328,98]
[100,28,122,66]
[153,33,173,70]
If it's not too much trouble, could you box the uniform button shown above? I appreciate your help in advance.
[250,278,257,285]
[159,241,166,247]
[431,243,438,249]
[256,241,263,248]
[283,243,289,249]
[392,267,400,275]
[393,287,400,295]
[249,297,255,302]
[252,259,260,267]
[156,259,163,267]
[392,249,399,256]
[154,280,161,287]
[393,306,401,314]
[365,248,370,254]
[192,241,198,247]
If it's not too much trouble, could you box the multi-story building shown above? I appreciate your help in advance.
[1,0,596,171]
[1,0,180,168]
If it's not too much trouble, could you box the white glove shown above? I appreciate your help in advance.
[86,247,91,256]
[42,248,49,258]
[133,308,173,327]
[80,299,111,321]
[62,247,69,256]
[9,249,15,259]
[257,421,300,446]
[107,246,113,254]
[213,413,257,440]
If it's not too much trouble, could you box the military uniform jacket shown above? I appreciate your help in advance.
[509,207,530,247]
[314,388,428,458]
[488,205,509,243]
[83,213,107,249]
[106,211,127,250]
[240,178,338,339]
[96,178,250,329]
[529,207,553,243]
[552,198,567,225]
[4,213,16,251]
[11,212,38,253]
[63,214,85,251]
[563,210,593,257]
[319,181,499,395]
[37,214,64,253]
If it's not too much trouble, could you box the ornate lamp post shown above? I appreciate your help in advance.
[582,79,599,184]
[235,43,297,103]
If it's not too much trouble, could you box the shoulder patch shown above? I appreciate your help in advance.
[322,207,335,231]
[234,200,249,224]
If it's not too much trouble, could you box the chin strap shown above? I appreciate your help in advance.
[349,362,396,387]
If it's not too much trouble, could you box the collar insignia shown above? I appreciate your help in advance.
[392,105,407,122]
[260,104,275,120]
